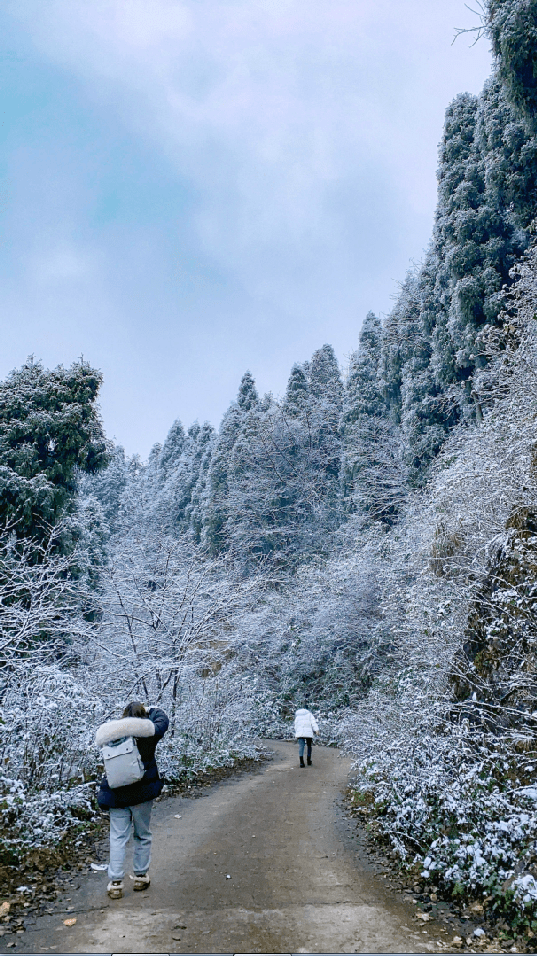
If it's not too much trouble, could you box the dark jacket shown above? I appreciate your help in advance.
[96,707,169,810]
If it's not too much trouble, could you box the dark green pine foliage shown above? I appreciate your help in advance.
[375,97,481,478]
[157,419,186,483]
[377,58,537,479]
[80,443,127,532]
[0,358,108,541]
[435,83,529,380]
[283,363,309,417]
[477,78,537,234]
[434,92,482,385]
[185,423,216,543]
[433,74,536,403]
[487,0,537,130]
[202,371,259,554]
[343,313,407,520]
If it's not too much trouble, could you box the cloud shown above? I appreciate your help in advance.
[31,245,95,285]
[1,0,493,455]
[8,0,491,308]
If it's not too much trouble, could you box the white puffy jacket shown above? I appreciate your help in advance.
[294,708,319,738]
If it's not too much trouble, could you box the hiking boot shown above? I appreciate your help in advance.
[107,879,124,900]
[299,756,305,767]
[133,873,151,891]
[307,757,312,765]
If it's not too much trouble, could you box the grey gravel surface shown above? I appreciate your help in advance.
[1,743,446,954]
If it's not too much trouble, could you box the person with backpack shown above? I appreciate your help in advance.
[96,701,169,900]
[294,704,319,767]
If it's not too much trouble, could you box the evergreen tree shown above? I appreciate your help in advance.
[377,67,537,480]
[202,373,259,554]
[342,312,384,502]
[344,313,384,426]
[185,423,216,544]
[236,370,259,412]
[162,421,215,534]
[343,313,407,520]
[487,0,537,129]
[71,492,110,589]
[477,78,537,233]
[80,443,127,532]
[308,344,343,493]
[158,420,186,483]
[0,358,108,541]
[309,343,344,408]
[221,350,345,571]
[283,363,309,417]
[435,82,528,384]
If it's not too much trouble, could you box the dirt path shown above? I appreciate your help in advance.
[7,742,443,954]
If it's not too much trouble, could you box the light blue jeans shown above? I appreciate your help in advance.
[298,737,313,759]
[108,800,153,880]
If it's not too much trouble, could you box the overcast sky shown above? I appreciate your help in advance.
[1,0,492,458]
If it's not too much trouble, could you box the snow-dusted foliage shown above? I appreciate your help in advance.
[0,531,105,853]
[1,665,101,791]
[0,666,102,854]
[0,527,86,664]
[344,246,537,919]
[82,527,262,770]
[236,516,409,719]
[0,358,109,542]
[0,512,264,858]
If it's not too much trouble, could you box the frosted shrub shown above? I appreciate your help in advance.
[140,670,261,780]
[0,665,103,791]
[0,665,104,853]
[0,774,98,856]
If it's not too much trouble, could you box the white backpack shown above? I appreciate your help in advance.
[102,735,145,789]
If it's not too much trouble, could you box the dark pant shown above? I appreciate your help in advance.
[298,737,312,759]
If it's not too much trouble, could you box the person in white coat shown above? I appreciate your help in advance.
[294,706,319,767]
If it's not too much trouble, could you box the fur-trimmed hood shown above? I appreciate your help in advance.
[95,717,155,748]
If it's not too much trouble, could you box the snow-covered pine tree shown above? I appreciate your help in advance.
[80,443,127,532]
[487,0,537,130]
[282,363,309,417]
[0,358,108,543]
[307,344,344,510]
[185,422,216,543]
[202,372,259,554]
[378,67,537,479]
[157,419,186,483]
[342,312,407,520]
[342,312,384,503]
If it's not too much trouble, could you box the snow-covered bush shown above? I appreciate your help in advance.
[0,665,104,856]
[0,774,98,860]
[0,664,102,791]
[350,729,537,925]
